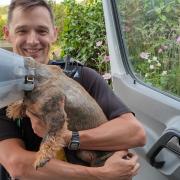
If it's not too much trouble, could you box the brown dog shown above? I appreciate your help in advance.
[6,58,112,169]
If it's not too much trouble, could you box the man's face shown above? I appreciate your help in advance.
[4,6,57,64]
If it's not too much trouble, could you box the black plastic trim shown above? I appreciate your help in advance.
[147,129,180,168]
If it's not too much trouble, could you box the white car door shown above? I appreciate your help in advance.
[102,0,180,179]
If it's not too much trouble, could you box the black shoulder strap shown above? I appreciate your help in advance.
[50,56,83,80]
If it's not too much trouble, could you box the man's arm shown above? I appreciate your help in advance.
[28,111,146,151]
[0,139,139,180]
[78,113,146,151]
[75,67,146,151]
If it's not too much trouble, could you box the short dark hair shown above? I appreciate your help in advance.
[8,0,55,25]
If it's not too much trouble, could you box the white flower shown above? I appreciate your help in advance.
[150,65,154,69]
[148,59,151,63]
[157,62,161,67]
[145,73,148,78]
[140,52,150,60]
[102,73,111,80]
[152,56,158,61]
[96,41,103,47]
[162,71,167,75]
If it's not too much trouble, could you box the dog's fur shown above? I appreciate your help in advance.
[6,58,112,169]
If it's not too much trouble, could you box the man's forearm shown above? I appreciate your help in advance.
[0,139,101,180]
[79,113,146,151]
[0,139,102,180]
[21,151,139,180]
[0,139,138,180]
[22,156,104,180]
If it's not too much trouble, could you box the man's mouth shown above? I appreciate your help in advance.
[23,48,42,56]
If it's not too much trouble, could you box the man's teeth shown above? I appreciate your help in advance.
[26,49,39,53]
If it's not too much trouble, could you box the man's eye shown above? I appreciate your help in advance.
[38,30,48,35]
[16,30,27,34]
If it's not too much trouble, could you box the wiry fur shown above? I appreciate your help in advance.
[7,58,113,169]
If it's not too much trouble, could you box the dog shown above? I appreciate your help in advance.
[6,57,113,169]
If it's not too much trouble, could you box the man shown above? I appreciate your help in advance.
[0,0,146,179]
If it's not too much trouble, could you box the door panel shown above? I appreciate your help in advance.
[112,74,180,179]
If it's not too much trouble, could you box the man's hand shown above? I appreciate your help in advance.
[101,151,140,180]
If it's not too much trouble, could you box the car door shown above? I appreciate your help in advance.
[102,0,180,179]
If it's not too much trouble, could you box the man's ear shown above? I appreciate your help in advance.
[3,25,11,42]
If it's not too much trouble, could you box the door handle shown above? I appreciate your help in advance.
[147,128,180,168]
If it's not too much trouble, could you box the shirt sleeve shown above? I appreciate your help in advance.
[0,108,22,141]
[80,67,133,120]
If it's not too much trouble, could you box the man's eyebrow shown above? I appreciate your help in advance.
[14,25,50,31]
[15,25,28,30]
[37,25,50,32]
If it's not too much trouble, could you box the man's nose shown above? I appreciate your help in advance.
[26,31,39,45]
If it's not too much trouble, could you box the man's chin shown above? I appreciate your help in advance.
[17,51,48,64]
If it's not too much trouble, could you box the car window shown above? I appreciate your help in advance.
[114,0,180,99]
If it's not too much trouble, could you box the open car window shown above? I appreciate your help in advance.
[114,0,180,99]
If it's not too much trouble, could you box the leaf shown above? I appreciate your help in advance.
[160,15,167,21]
[155,7,161,14]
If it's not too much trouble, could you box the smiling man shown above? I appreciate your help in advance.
[4,3,57,64]
[0,0,146,179]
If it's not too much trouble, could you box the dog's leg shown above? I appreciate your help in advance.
[34,98,67,170]
[34,122,67,170]
[6,100,25,120]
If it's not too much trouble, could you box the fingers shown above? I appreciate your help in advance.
[113,150,129,158]
[125,153,140,177]
[114,151,140,177]
[104,151,140,180]
[132,162,140,176]
[128,153,138,163]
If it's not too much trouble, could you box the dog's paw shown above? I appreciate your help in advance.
[34,155,51,170]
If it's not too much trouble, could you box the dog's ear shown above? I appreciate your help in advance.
[6,100,25,120]
[47,65,63,75]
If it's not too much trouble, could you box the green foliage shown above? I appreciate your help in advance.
[48,0,65,42]
[160,66,180,96]
[117,0,180,97]
[0,6,8,40]
[59,0,109,74]
[0,18,5,40]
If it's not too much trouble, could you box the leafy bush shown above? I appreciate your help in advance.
[59,0,110,74]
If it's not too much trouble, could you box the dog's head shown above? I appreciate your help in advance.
[24,60,66,123]
[7,60,66,125]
